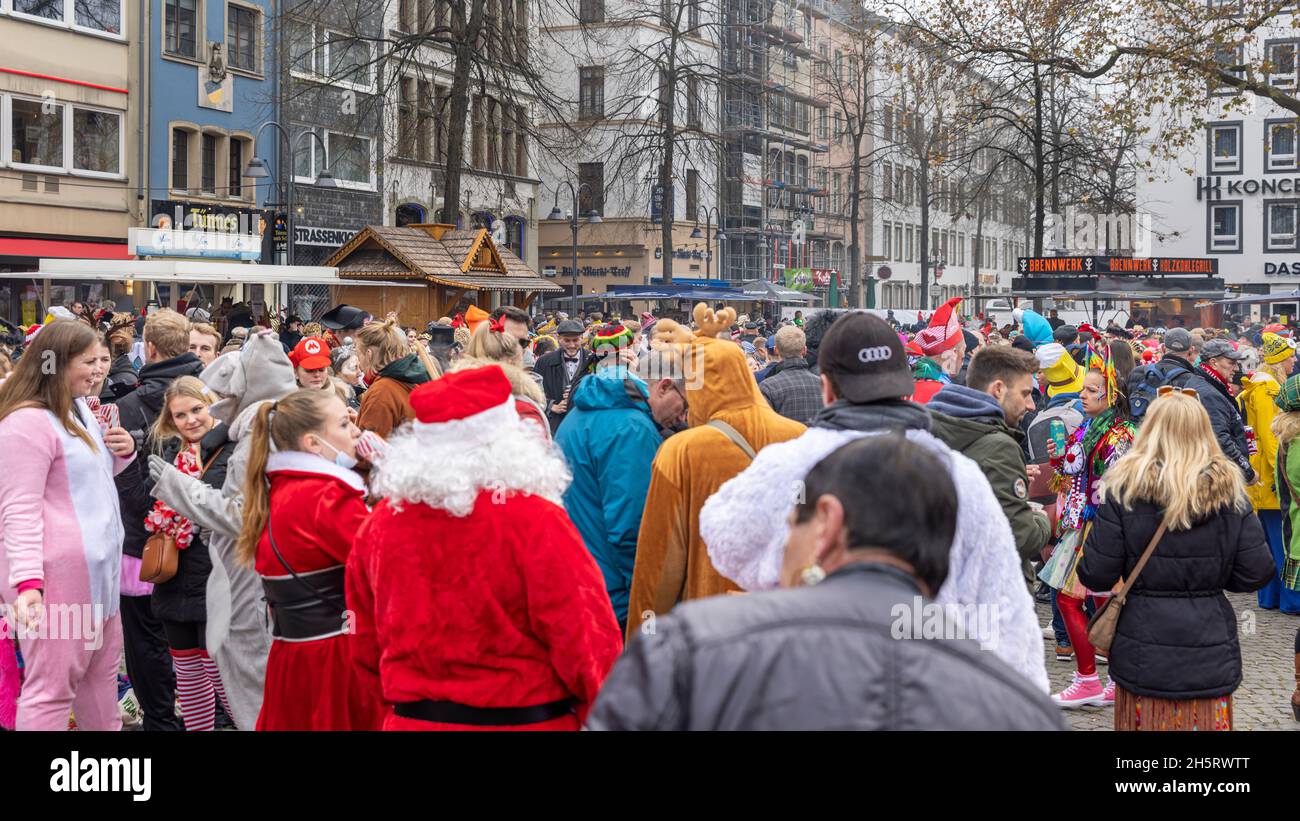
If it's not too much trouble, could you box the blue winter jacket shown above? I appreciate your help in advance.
[556,367,664,626]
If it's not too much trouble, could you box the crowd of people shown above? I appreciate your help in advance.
[0,293,1296,731]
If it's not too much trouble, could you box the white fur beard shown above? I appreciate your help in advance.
[371,418,572,516]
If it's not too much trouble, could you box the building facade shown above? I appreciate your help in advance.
[0,0,137,323]
[536,0,720,299]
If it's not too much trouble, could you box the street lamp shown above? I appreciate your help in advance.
[548,181,601,310]
[690,205,726,280]
[245,121,336,266]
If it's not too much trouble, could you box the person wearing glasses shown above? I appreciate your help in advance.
[555,348,688,632]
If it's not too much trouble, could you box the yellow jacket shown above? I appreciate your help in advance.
[1239,372,1282,510]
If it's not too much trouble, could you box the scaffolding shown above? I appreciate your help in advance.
[719,0,836,284]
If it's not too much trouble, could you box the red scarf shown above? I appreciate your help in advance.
[1200,363,1231,394]
[144,446,203,549]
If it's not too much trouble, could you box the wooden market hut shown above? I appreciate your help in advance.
[325,223,562,323]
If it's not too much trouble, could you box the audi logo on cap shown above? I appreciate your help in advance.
[305,339,322,355]
[858,345,892,364]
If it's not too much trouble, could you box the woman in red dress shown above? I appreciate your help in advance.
[236,388,383,730]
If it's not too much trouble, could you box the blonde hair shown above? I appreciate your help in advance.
[144,309,191,359]
[466,322,522,366]
[150,375,212,446]
[355,318,408,372]
[452,356,544,405]
[1101,392,1249,531]
[236,388,339,567]
[189,322,221,347]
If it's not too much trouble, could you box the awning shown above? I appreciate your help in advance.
[737,279,816,303]
[0,238,131,260]
[1208,290,1300,305]
[36,259,424,288]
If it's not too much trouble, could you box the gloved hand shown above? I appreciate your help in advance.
[147,454,172,485]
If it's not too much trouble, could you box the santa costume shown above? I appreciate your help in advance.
[254,450,384,731]
[347,364,622,730]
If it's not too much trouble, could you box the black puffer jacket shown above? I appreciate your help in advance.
[149,423,232,624]
[1078,496,1274,700]
[587,563,1066,730]
[114,352,205,559]
[100,354,139,402]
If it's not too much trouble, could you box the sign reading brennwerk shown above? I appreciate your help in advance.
[1196,176,1300,200]
[1017,256,1218,275]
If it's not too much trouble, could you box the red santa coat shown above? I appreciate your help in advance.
[346,490,622,731]
[255,452,384,731]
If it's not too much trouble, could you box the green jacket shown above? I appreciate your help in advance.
[928,391,1051,563]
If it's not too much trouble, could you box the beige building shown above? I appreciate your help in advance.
[536,219,722,296]
[0,0,140,324]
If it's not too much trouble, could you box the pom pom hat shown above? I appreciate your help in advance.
[1262,332,1296,365]
[590,322,634,353]
[915,297,964,355]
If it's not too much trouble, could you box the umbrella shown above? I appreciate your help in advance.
[737,279,816,303]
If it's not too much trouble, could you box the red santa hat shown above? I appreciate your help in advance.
[914,297,963,356]
[409,363,516,429]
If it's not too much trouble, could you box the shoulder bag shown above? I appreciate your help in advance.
[1086,518,1168,653]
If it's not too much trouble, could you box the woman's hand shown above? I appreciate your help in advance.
[1045,439,1058,459]
[103,426,136,457]
[13,588,43,629]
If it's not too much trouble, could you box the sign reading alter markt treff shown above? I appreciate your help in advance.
[1017,256,1218,276]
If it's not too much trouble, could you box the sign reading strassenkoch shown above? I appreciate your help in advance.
[1017,256,1218,276]
[294,226,354,247]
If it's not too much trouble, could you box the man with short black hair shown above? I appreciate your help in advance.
[928,346,1051,562]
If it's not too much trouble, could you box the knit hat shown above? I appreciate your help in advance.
[915,297,964,355]
[589,322,634,353]
[464,305,491,335]
[1013,308,1054,347]
[1041,344,1085,398]
[1262,332,1296,365]
[1278,374,1300,412]
[409,364,514,428]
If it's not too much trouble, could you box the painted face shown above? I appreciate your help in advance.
[65,344,101,398]
[169,394,214,444]
[1080,371,1108,417]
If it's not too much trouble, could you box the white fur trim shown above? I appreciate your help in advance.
[266,450,366,493]
[411,397,517,443]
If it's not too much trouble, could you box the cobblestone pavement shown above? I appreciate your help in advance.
[1036,591,1300,731]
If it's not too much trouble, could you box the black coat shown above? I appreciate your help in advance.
[588,563,1067,730]
[535,348,591,433]
[1077,497,1275,700]
[150,424,231,624]
[100,354,139,403]
[114,352,205,558]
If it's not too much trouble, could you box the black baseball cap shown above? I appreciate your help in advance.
[817,312,914,404]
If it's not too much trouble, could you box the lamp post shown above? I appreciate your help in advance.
[547,181,602,310]
[690,205,726,280]
[244,121,336,266]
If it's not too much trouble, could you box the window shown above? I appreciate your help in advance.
[816,109,827,141]
[578,67,604,119]
[10,97,63,169]
[1267,200,1299,251]
[165,0,198,57]
[882,163,892,201]
[881,220,892,259]
[1267,120,1297,171]
[172,128,189,190]
[1208,201,1241,253]
[201,133,217,194]
[294,128,375,190]
[227,3,260,73]
[1268,40,1298,88]
[12,0,122,34]
[1211,46,1245,96]
[1209,122,1242,174]
[685,169,698,218]
[578,162,605,215]
[291,24,376,92]
[883,104,894,142]
[579,0,603,23]
[687,76,701,127]
[398,78,416,157]
[905,225,914,262]
[228,138,243,197]
[73,107,120,174]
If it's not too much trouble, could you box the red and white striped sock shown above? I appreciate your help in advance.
[200,652,235,729]
[171,648,215,732]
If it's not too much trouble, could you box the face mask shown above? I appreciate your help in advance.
[316,437,357,470]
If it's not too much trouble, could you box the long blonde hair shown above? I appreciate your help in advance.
[235,388,338,567]
[150,375,212,447]
[0,320,98,451]
[1101,392,1249,530]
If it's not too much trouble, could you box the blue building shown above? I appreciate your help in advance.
[145,0,277,303]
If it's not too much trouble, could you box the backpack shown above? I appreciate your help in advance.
[1128,363,1189,421]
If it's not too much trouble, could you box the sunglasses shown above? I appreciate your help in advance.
[1155,386,1198,398]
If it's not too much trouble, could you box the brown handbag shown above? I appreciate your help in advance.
[138,445,226,584]
[1086,519,1168,653]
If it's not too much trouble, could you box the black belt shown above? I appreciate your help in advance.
[261,565,347,640]
[393,698,575,726]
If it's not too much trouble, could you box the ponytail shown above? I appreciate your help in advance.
[235,401,275,568]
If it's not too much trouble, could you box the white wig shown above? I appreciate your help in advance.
[369,400,571,517]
